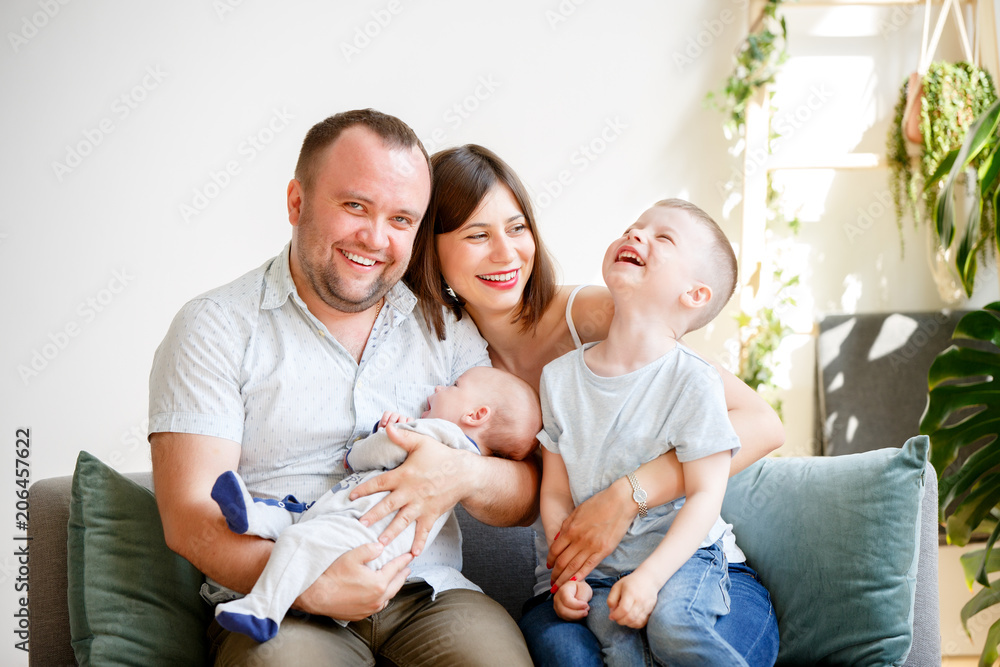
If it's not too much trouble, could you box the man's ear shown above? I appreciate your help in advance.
[460,405,491,428]
[287,179,303,226]
[680,283,712,310]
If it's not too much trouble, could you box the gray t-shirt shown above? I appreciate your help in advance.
[538,342,744,580]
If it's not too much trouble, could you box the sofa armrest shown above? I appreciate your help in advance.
[28,472,151,667]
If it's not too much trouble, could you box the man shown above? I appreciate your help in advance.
[149,109,537,664]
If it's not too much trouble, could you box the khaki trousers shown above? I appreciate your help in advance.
[210,583,532,666]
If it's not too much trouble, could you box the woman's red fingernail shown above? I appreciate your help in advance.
[554,531,560,541]
[550,584,559,593]
[571,576,577,581]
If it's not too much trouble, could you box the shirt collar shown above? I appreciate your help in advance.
[261,242,417,315]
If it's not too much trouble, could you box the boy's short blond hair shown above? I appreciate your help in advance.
[653,198,738,331]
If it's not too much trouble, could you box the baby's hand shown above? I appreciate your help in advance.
[552,578,592,621]
[607,570,659,629]
[379,411,413,429]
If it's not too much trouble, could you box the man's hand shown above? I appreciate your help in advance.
[553,578,592,621]
[548,477,636,587]
[378,411,413,429]
[607,569,661,629]
[294,542,412,621]
[350,424,476,556]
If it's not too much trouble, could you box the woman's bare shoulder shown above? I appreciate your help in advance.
[565,285,614,343]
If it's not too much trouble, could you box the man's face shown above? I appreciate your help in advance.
[288,125,431,313]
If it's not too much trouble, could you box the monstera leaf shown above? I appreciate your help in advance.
[921,302,1000,665]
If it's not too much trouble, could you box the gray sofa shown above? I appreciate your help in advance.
[30,455,939,666]
[30,310,961,666]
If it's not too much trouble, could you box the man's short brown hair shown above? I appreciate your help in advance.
[294,109,431,192]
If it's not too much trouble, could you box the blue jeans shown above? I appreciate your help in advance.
[518,556,777,667]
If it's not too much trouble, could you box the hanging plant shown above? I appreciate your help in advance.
[887,62,997,252]
[924,98,1000,297]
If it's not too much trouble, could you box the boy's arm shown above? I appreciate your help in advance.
[548,364,782,586]
[540,447,576,546]
[606,451,732,628]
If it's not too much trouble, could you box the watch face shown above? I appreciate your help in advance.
[633,488,647,503]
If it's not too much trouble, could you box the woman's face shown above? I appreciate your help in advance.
[435,183,536,317]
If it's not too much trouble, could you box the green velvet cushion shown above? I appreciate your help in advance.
[67,451,212,666]
[722,436,928,666]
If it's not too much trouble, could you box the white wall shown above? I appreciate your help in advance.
[0,2,749,662]
[1,1,993,664]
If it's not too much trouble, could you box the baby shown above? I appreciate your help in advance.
[540,199,753,665]
[211,365,541,642]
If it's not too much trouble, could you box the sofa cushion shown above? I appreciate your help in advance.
[67,451,212,665]
[722,436,928,666]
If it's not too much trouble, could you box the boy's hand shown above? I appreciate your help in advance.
[379,411,413,429]
[553,578,592,621]
[607,569,662,629]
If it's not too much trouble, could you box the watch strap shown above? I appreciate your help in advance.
[627,471,648,518]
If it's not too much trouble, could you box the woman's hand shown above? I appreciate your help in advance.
[350,424,476,556]
[294,541,412,621]
[547,477,637,588]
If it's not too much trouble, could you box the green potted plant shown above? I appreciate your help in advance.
[924,97,1000,298]
[922,300,1000,666]
[887,62,997,293]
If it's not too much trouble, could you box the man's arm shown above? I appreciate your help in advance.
[350,424,539,555]
[151,432,412,621]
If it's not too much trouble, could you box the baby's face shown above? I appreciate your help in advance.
[422,367,491,422]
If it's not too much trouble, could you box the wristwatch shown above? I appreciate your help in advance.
[626,472,648,518]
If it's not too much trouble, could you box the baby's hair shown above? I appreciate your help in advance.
[653,198,738,330]
[479,370,542,461]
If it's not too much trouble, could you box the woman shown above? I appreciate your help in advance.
[405,144,782,666]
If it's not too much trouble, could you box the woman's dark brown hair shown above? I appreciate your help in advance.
[405,145,557,340]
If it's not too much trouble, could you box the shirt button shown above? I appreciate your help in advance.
[317,330,325,337]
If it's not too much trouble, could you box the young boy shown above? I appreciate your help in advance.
[539,199,751,666]
[211,365,541,643]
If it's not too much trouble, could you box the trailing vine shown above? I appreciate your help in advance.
[887,62,997,249]
[706,0,788,137]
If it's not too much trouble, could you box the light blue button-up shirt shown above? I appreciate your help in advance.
[149,243,490,594]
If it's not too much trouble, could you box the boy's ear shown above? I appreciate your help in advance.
[680,283,712,310]
[461,405,491,427]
